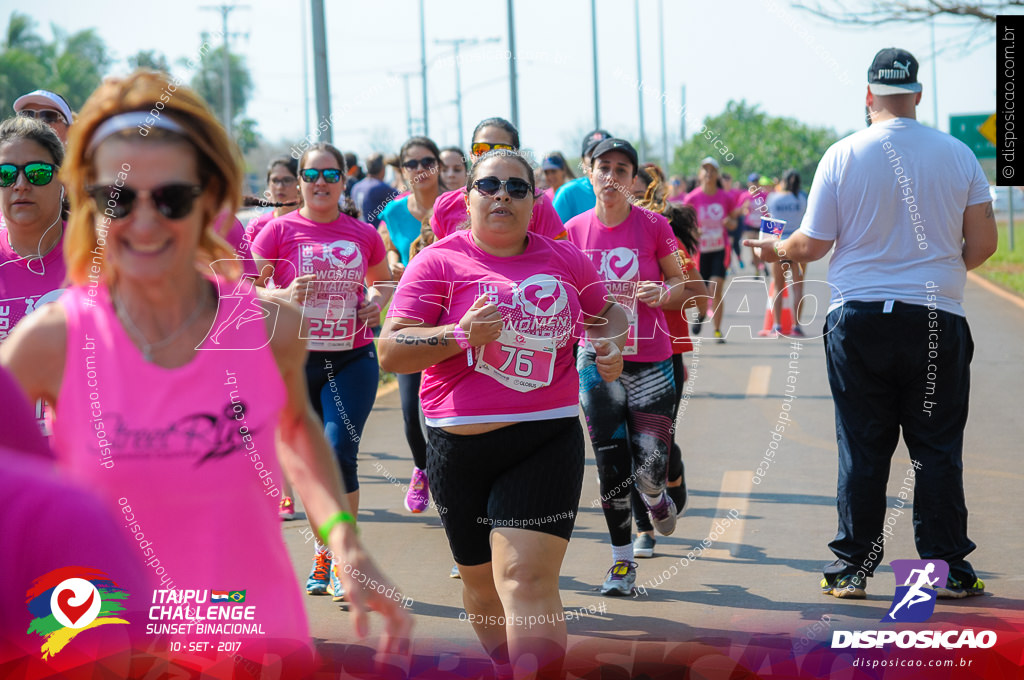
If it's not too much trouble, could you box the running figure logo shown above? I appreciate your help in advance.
[884,559,949,623]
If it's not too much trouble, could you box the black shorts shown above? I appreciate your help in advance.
[699,249,727,280]
[426,417,585,566]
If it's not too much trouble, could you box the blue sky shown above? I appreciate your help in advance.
[11,0,1002,163]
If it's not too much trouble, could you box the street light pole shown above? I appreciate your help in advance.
[658,0,668,168]
[635,0,646,163]
[435,38,500,150]
[507,0,519,129]
[310,0,331,144]
[201,3,248,137]
[591,0,600,128]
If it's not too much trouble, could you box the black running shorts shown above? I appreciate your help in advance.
[426,417,585,566]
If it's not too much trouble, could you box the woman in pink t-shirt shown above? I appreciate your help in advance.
[564,139,689,597]
[0,118,67,344]
[0,72,409,672]
[252,142,392,602]
[380,150,627,678]
[430,117,567,241]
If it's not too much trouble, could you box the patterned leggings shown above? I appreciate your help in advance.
[577,350,676,547]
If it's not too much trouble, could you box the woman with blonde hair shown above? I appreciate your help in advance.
[0,71,410,671]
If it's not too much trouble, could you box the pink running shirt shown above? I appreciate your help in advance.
[51,282,309,657]
[252,211,386,352]
[0,226,66,342]
[565,206,676,363]
[388,230,608,426]
[430,188,567,240]
[683,187,736,253]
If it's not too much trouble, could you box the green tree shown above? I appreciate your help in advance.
[671,100,839,184]
[0,12,111,113]
[128,49,170,72]
[186,43,253,129]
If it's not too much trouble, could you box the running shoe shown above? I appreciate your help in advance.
[714,330,725,344]
[667,479,688,518]
[936,574,985,599]
[820,573,867,599]
[643,492,677,536]
[306,547,331,595]
[601,560,637,596]
[790,325,805,337]
[450,564,461,579]
[405,467,430,514]
[633,533,656,558]
[328,562,345,602]
[279,496,296,520]
[692,313,705,335]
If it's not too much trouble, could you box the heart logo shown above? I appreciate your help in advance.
[326,240,362,269]
[602,248,639,281]
[517,275,567,317]
[57,587,95,625]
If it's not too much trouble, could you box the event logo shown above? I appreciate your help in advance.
[514,275,568,317]
[25,567,131,659]
[885,559,948,623]
[324,240,363,269]
[599,247,640,281]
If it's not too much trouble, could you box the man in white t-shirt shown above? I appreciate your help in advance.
[747,47,997,600]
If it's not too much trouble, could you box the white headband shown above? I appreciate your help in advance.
[87,112,188,153]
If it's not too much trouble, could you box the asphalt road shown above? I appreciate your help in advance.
[279,258,1024,678]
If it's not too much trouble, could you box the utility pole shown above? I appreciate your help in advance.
[390,71,421,137]
[680,84,687,141]
[658,0,668,168]
[419,0,429,136]
[506,0,519,129]
[300,0,310,137]
[634,0,646,163]
[201,3,248,137]
[591,0,600,128]
[310,0,331,143]
[435,38,500,150]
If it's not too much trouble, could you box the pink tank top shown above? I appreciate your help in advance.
[52,280,309,657]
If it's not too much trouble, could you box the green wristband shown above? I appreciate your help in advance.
[319,510,358,544]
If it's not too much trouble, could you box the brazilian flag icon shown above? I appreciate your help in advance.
[228,590,246,603]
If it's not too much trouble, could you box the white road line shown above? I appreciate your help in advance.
[703,470,753,558]
[746,365,772,397]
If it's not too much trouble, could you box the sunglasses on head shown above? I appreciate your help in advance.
[299,168,343,183]
[470,142,514,157]
[86,183,203,220]
[472,176,533,200]
[401,157,438,171]
[0,162,57,187]
[18,109,67,125]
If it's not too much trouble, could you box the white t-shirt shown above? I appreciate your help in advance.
[766,190,807,238]
[800,118,991,316]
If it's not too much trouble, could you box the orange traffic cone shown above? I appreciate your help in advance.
[758,279,794,337]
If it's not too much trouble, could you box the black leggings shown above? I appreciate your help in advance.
[633,353,686,533]
[397,371,428,470]
[578,350,676,547]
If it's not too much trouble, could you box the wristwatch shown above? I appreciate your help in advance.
[452,325,472,350]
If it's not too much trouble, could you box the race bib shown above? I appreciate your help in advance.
[621,306,638,356]
[304,294,358,351]
[475,330,556,393]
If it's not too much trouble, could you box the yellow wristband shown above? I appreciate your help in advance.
[319,510,358,544]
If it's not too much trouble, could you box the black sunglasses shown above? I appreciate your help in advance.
[471,176,533,200]
[299,168,343,183]
[18,109,67,125]
[401,157,438,171]
[0,162,57,187]
[86,183,203,220]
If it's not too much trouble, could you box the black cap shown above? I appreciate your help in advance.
[581,129,612,158]
[590,138,638,173]
[868,48,921,95]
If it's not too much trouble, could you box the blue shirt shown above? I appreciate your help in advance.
[553,176,595,223]
[351,177,398,227]
[378,196,421,266]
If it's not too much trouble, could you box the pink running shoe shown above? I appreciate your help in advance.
[279,496,296,520]
[405,467,430,513]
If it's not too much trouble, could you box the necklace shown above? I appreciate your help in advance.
[113,281,210,362]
